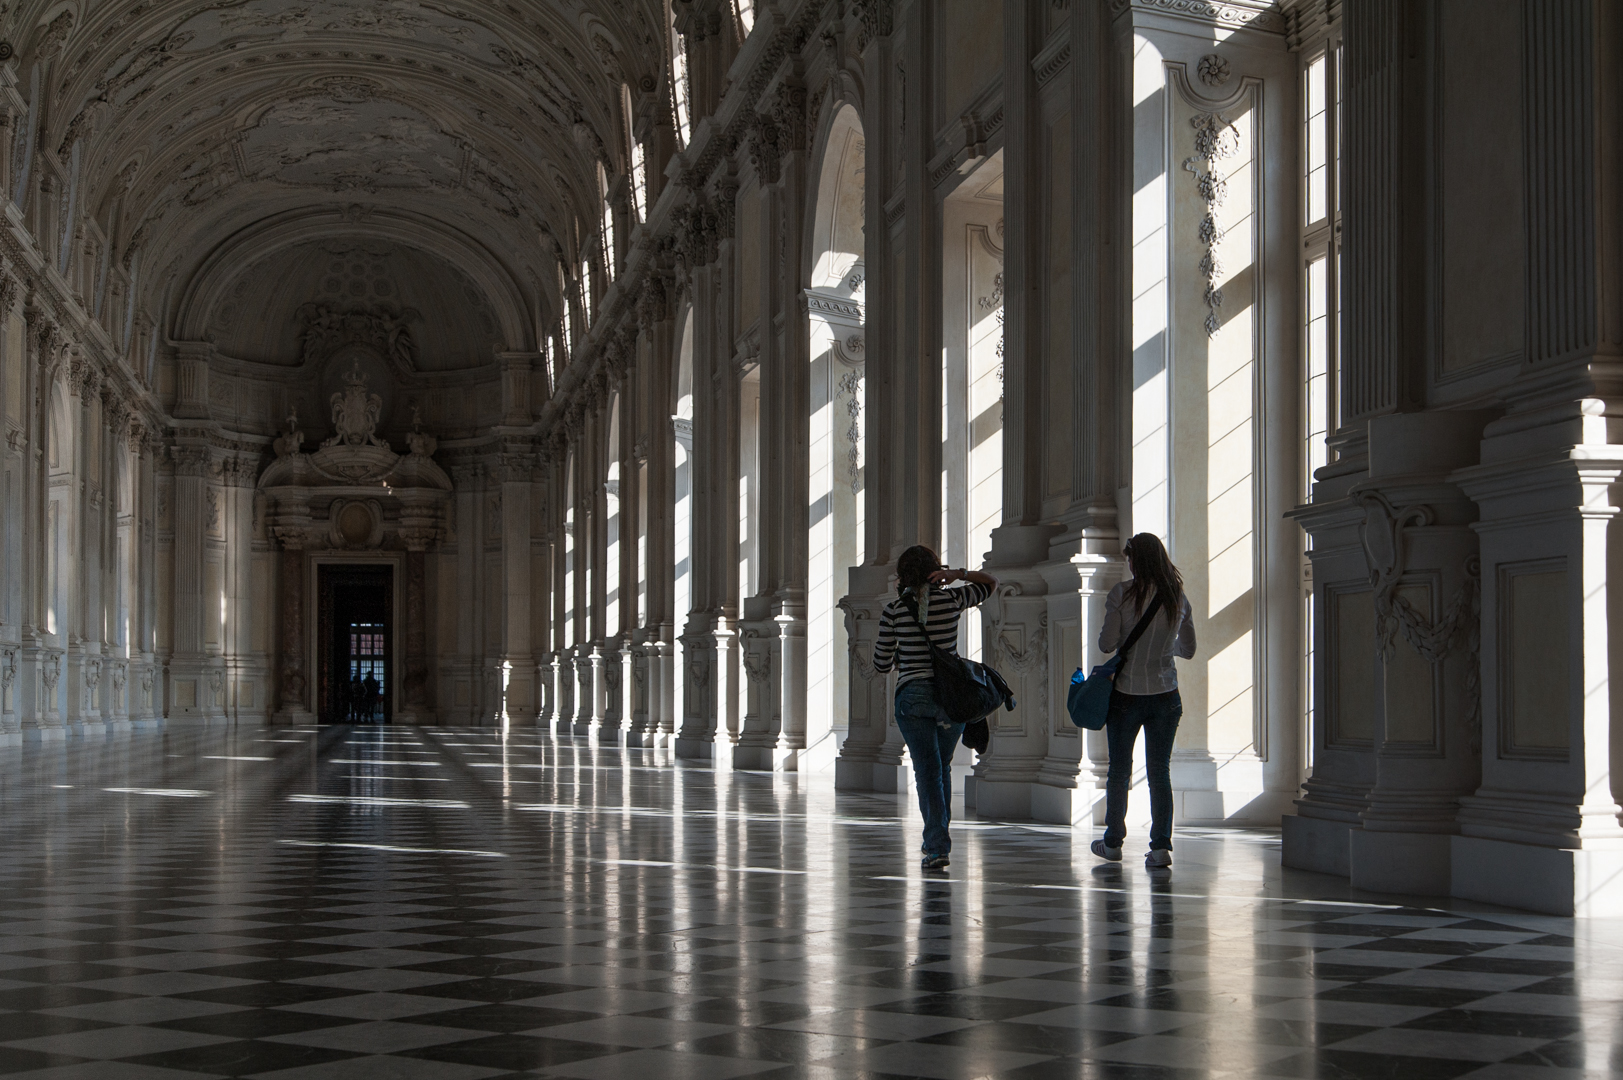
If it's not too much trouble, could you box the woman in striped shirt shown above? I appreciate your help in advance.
[871,545,997,870]
[1092,533,1197,869]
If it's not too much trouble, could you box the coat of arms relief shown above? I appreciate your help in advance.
[322,362,388,449]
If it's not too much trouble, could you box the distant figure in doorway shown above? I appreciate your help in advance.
[1093,533,1197,869]
[871,545,997,871]
[362,672,381,722]
[348,674,365,723]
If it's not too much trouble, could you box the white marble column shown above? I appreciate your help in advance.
[834,7,907,792]
[1447,0,1623,916]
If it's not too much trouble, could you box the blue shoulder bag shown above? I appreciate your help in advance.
[1067,594,1163,730]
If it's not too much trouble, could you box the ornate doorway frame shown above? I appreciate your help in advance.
[313,559,399,724]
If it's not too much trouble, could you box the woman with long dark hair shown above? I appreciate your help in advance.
[871,545,997,869]
[1093,533,1196,868]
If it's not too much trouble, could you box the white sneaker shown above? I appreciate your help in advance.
[1145,849,1172,868]
[1091,840,1122,862]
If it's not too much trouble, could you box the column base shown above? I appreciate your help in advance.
[1176,787,1297,826]
[673,736,713,761]
[1281,813,1354,877]
[1452,835,1623,917]
[732,744,802,771]
[129,718,164,731]
[272,709,317,725]
[834,758,909,793]
[731,744,773,771]
[1350,829,1452,897]
[71,721,108,737]
[22,726,67,743]
[0,730,21,747]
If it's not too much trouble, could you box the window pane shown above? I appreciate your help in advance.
[1304,54,1328,225]
[1305,255,1330,496]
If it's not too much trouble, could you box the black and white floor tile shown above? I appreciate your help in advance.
[0,723,1617,1078]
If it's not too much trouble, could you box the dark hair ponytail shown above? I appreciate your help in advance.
[1123,533,1183,624]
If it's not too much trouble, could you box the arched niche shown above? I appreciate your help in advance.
[804,102,867,754]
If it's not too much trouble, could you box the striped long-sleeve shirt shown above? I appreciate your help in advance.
[871,581,995,688]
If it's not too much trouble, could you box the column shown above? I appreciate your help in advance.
[638,275,679,746]
[834,3,908,792]
[1345,413,1493,895]
[399,537,432,723]
[962,0,1060,822]
[499,447,537,724]
[1284,0,1424,874]
[271,521,314,724]
[106,400,134,730]
[131,428,159,725]
[676,234,718,760]
[1449,0,1623,916]
[167,441,219,720]
[771,83,810,769]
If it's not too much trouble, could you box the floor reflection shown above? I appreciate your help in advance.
[0,723,1616,1079]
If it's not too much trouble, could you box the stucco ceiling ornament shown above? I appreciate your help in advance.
[298,302,420,370]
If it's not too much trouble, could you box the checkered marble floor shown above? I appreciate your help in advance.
[0,724,1618,1079]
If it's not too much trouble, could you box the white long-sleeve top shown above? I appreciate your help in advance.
[1097,580,1197,695]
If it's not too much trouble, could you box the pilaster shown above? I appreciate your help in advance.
[1344,412,1493,897]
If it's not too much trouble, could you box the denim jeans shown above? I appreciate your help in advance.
[1103,688,1183,852]
[894,679,964,856]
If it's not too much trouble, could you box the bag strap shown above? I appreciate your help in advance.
[1115,593,1165,660]
[899,593,931,638]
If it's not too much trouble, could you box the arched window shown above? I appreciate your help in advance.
[558,264,574,353]
[733,0,754,38]
[623,84,647,221]
[598,161,616,283]
[579,254,594,325]
[668,0,690,148]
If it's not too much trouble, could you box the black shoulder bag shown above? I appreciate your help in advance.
[900,592,1015,753]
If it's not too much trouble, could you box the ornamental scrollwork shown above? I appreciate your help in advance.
[1184,112,1242,338]
[838,597,877,682]
[1356,491,1483,743]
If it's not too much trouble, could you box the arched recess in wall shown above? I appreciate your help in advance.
[941,152,1005,661]
[605,391,622,641]
[563,450,578,655]
[671,306,695,726]
[46,380,71,641]
[804,101,866,748]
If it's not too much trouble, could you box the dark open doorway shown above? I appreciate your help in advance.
[317,564,394,723]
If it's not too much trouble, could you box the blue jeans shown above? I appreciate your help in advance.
[1103,688,1183,852]
[895,680,964,856]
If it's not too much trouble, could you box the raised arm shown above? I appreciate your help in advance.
[930,566,997,607]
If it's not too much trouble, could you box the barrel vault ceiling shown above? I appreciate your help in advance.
[4,0,669,365]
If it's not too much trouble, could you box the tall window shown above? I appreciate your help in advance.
[580,255,594,325]
[733,0,754,38]
[559,264,574,354]
[1301,39,1342,772]
[1301,46,1341,494]
[599,162,617,283]
[624,84,647,221]
[669,1,690,147]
